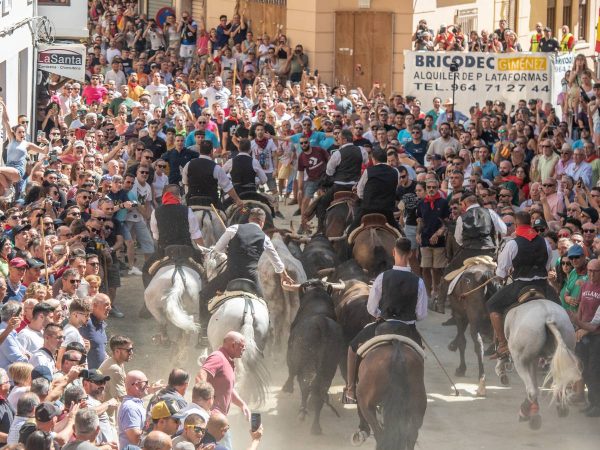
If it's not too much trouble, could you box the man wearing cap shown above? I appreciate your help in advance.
[486,211,559,358]
[540,27,560,52]
[81,368,118,443]
[561,243,589,312]
[33,401,77,446]
[435,99,468,128]
[5,258,27,302]
[17,302,55,353]
[147,399,185,437]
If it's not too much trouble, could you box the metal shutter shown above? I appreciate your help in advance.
[147,0,172,22]
[191,0,205,24]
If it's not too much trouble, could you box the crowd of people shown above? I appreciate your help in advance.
[412,19,576,53]
[0,0,597,448]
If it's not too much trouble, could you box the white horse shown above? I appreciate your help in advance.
[191,205,226,247]
[495,300,581,429]
[144,264,202,362]
[207,292,271,407]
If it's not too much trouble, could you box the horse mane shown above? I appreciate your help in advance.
[239,305,270,407]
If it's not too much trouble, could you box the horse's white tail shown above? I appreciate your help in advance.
[163,271,200,333]
[543,321,581,407]
[240,302,270,406]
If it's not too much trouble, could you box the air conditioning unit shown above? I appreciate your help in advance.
[358,0,371,9]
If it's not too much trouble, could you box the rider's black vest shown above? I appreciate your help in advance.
[231,154,256,189]
[379,269,419,321]
[227,223,265,278]
[155,204,192,249]
[333,144,363,183]
[362,164,398,212]
[512,235,548,279]
[461,206,495,250]
[186,157,219,204]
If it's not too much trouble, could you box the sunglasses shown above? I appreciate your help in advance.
[69,279,82,285]
[139,171,149,175]
[561,261,572,266]
[569,255,583,260]
[542,184,555,188]
[185,425,206,433]
[583,229,596,233]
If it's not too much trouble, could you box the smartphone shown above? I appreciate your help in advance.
[37,130,46,142]
[250,412,261,432]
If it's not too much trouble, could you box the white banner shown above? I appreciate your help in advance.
[403,51,560,110]
[37,43,86,81]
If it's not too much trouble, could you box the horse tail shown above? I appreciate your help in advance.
[543,320,582,407]
[240,300,270,407]
[379,341,410,450]
[163,270,200,333]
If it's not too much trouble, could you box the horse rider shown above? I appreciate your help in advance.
[142,185,205,287]
[347,147,401,233]
[315,129,369,233]
[198,208,295,343]
[485,211,559,359]
[182,139,245,211]
[222,138,268,196]
[434,193,506,313]
[342,237,427,404]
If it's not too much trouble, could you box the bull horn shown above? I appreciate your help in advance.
[317,268,335,276]
[282,281,301,292]
[328,234,348,242]
[328,280,346,291]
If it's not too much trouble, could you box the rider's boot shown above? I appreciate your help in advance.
[489,312,509,358]
[342,347,359,404]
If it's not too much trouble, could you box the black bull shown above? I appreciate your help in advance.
[282,280,345,435]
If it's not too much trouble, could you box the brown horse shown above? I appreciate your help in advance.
[351,227,396,277]
[447,264,498,396]
[353,339,427,450]
[325,192,356,259]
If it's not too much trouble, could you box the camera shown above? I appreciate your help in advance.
[45,196,61,209]
[86,237,107,256]
[130,201,139,207]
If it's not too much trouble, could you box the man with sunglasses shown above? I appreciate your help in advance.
[29,323,64,373]
[172,413,207,448]
[5,258,28,303]
[81,368,118,443]
[486,211,559,359]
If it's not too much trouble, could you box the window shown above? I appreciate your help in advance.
[547,0,556,34]
[563,0,572,30]
[455,8,478,36]
[497,0,518,33]
[578,0,588,40]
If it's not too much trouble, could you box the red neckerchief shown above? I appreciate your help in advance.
[303,130,313,138]
[162,192,181,205]
[254,138,269,150]
[424,191,441,209]
[515,224,537,241]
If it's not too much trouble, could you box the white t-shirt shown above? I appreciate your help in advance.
[205,86,231,109]
[152,173,169,200]
[146,83,169,109]
[62,323,84,348]
[126,180,152,222]
[250,139,277,174]
[17,326,44,353]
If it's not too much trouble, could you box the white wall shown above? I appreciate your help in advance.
[38,0,89,40]
[0,1,35,124]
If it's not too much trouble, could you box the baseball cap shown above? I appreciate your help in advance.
[35,403,61,422]
[151,400,186,421]
[581,207,599,224]
[25,258,44,269]
[567,244,584,258]
[80,369,111,383]
[532,218,547,230]
[74,140,86,148]
[9,257,28,268]
[12,224,31,236]
[31,365,53,383]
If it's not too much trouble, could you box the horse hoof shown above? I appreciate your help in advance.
[500,374,509,386]
[529,414,542,430]
[448,341,458,352]
[311,426,323,435]
[351,430,368,446]
[298,409,307,422]
[455,367,466,377]
[518,412,530,422]
[281,382,294,394]
[557,405,569,418]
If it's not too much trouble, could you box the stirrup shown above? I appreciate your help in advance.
[490,344,510,360]
[342,387,357,405]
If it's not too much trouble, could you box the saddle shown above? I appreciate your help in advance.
[444,255,497,283]
[187,196,216,208]
[226,278,259,296]
[357,334,425,360]
[327,190,357,211]
[208,289,267,314]
[147,245,203,280]
[503,287,546,315]
[347,213,403,245]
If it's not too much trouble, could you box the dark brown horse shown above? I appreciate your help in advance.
[353,339,427,450]
[325,192,356,259]
[351,226,396,277]
[447,264,498,396]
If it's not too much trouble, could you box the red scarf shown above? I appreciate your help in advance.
[424,191,441,209]
[303,130,313,138]
[254,138,269,150]
[515,224,537,241]
[162,192,181,205]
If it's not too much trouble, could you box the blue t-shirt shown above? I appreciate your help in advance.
[79,316,107,370]
[290,131,328,149]
[397,129,412,145]
[185,130,220,149]
[404,140,429,165]
[473,160,499,181]
[107,190,131,222]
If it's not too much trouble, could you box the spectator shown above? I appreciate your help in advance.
[29,323,64,373]
[79,294,111,370]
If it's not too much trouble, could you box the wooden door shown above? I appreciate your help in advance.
[334,11,393,92]
[244,0,287,38]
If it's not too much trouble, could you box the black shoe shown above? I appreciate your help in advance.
[585,406,600,417]
[293,208,301,216]
[442,317,457,326]
[109,307,125,318]
[275,211,285,219]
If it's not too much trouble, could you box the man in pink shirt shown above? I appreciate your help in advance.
[82,75,107,106]
[196,331,249,449]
